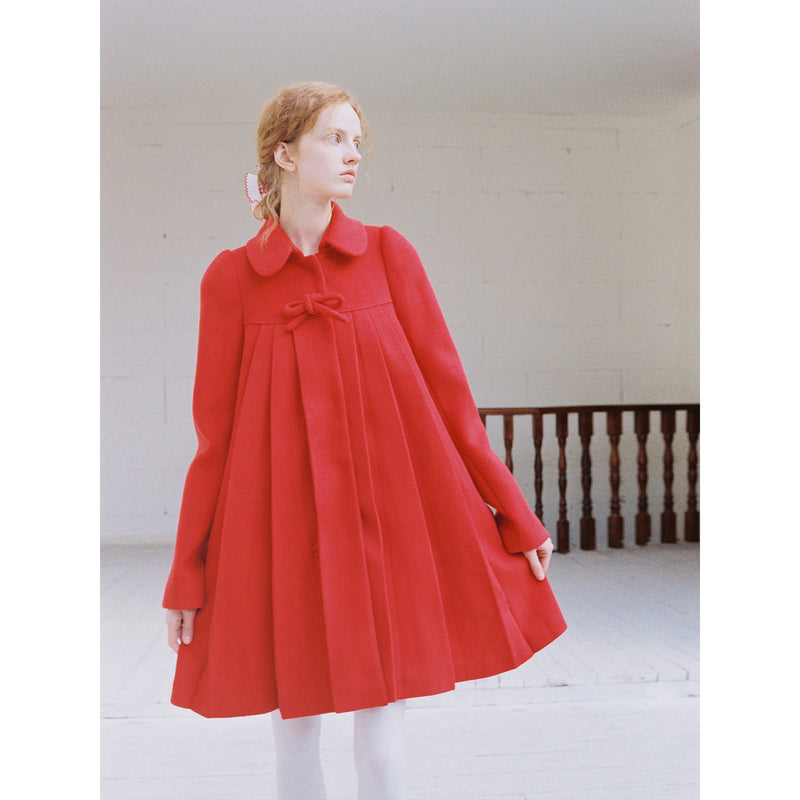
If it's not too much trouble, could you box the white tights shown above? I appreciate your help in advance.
[271,700,407,800]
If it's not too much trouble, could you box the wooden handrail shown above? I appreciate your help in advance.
[478,404,700,552]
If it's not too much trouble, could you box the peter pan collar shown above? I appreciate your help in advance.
[245,202,368,277]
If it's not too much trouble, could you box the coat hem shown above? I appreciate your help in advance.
[170,620,567,720]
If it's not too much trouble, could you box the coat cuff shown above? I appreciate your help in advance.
[162,559,205,610]
[495,511,550,554]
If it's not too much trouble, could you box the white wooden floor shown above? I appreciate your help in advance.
[101,542,699,799]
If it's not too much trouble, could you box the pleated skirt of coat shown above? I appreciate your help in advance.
[170,299,566,719]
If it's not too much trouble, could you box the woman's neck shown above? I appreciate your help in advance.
[278,193,333,256]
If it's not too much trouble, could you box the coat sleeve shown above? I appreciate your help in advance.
[162,251,244,610]
[380,226,550,554]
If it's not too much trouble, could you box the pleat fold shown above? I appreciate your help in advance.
[274,314,388,716]
[350,312,457,698]
[185,325,279,716]
[366,305,536,674]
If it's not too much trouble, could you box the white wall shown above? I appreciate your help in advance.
[101,96,698,543]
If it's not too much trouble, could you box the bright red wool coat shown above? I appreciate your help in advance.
[163,204,566,719]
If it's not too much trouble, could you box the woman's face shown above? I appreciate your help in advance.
[280,101,363,202]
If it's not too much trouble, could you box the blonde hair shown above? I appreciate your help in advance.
[254,82,366,224]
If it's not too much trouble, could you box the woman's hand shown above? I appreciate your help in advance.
[166,608,196,654]
[523,538,553,581]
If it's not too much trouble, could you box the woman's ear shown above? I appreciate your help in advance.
[274,142,295,172]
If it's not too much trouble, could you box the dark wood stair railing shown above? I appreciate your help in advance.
[478,404,700,553]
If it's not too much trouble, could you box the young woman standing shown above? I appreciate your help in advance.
[164,82,566,800]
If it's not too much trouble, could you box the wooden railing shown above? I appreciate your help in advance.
[478,404,699,553]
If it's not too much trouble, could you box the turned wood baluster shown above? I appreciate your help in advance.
[660,408,677,543]
[532,411,544,522]
[607,409,624,548]
[503,414,514,473]
[578,410,596,550]
[556,411,570,553]
[634,408,652,545]
[685,406,700,542]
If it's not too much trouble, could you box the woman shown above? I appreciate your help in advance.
[163,81,566,800]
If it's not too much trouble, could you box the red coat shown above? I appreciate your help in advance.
[163,203,566,719]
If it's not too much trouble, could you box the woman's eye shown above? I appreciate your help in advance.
[327,133,341,144]
[354,141,361,150]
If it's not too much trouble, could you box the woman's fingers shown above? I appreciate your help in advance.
[537,541,552,574]
[166,609,181,653]
[180,609,195,645]
[166,609,196,653]
[524,539,553,581]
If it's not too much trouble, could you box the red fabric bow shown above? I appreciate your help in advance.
[283,293,348,331]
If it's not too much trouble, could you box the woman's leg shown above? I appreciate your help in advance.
[271,712,327,800]
[353,700,407,800]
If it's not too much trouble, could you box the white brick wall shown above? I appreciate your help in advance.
[101,98,698,543]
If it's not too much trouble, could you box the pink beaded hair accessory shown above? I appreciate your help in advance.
[245,172,265,213]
